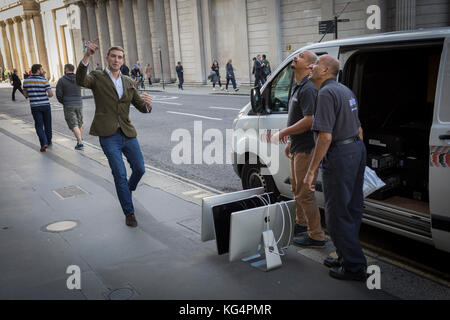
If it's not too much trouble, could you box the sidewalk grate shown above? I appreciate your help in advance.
[53,185,87,200]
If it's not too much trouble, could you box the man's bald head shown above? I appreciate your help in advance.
[309,54,340,88]
[319,54,340,77]
[303,50,318,64]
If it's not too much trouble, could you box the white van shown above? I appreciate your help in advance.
[231,28,450,253]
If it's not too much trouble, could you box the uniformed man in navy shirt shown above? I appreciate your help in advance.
[304,54,367,281]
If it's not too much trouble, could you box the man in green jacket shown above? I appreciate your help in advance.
[76,40,152,227]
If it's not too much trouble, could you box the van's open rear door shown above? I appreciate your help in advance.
[430,37,450,252]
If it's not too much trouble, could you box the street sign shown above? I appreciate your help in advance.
[319,20,335,34]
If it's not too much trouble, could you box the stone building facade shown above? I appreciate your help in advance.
[1,0,449,83]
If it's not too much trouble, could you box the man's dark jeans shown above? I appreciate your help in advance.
[322,139,367,273]
[31,105,52,147]
[99,130,145,215]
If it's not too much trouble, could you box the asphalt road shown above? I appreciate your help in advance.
[1,88,248,193]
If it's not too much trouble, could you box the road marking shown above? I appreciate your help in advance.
[182,189,202,195]
[166,111,222,121]
[193,193,213,198]
[153,101,182,105]
[209,106,241,111]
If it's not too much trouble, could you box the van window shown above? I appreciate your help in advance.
[269,62,293,113]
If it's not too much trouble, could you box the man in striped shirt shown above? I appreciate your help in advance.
[23,64,54,152]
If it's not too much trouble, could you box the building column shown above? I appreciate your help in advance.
[13,16,30,73]
[169,0,181,67]
[122,0,138,67]
[108,0,123,47]
[32,13,50,77]
[265,0,281,68]
[6,19,22,75]
[96,0,110,68]
[136,0,154,77]
[76,1,90,45]
[191,0,206,84]
[84,0,100,67]
[0,50,4,70]
[201,0,214,69]
[153,0,171,82]
[233,0,251,83]
[396,0,415,30]
[0,21,13,72]
[23,15,38,66]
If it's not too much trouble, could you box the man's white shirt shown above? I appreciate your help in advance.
[81,60,123,99]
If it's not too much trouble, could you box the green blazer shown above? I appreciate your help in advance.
[76,62,150,138]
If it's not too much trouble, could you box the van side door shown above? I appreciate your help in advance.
[430,36,450,252]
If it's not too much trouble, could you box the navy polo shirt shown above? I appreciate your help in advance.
[286,75,317,154]
[312,78,361,143]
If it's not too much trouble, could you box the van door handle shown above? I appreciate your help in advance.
[439,134,450,140]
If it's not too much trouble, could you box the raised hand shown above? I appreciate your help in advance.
[85,39,99,57]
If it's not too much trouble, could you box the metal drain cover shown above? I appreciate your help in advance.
[53,185,87,199]
[107,288,135,300]
[43,220,78,233]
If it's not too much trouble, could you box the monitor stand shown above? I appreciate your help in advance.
[241,230,282,272]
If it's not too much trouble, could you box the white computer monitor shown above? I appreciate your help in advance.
[201,187,265,242]
[228,200,296,262]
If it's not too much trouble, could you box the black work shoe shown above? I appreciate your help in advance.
[293,235,326,248]
[294,224,308,237]
[329,266,367,282]
[324,256,342,268]
[125,213,138,227]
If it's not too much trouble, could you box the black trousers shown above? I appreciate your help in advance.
[12,85,24,100]
[254,75,265,88]
[322,139,367,272]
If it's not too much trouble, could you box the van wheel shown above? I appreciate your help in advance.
[241,164,278,195]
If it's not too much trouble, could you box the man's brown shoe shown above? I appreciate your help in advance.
[125,213,138,227]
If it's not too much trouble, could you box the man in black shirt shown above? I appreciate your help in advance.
[176,61,184,90]
[11,69,25,101]
[305,54,367,281]
[272,50,326,248]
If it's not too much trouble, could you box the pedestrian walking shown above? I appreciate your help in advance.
[23,70,29,79]
[176,61,184,90]
[1,68,4,81]
[120,62,130,76]
[95,63,102,71]
[145,63,152,86]
[225,59,239,92]
[131,65,144,89]
[271,50,325,247]
[254,55,265,88]
[261,54,271,81]
[305,54,367,281]
[211,60,223,90]
[23,64,53,152]
[11,69,25,101]
[56,64,84,150]
[76,41,153,228]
